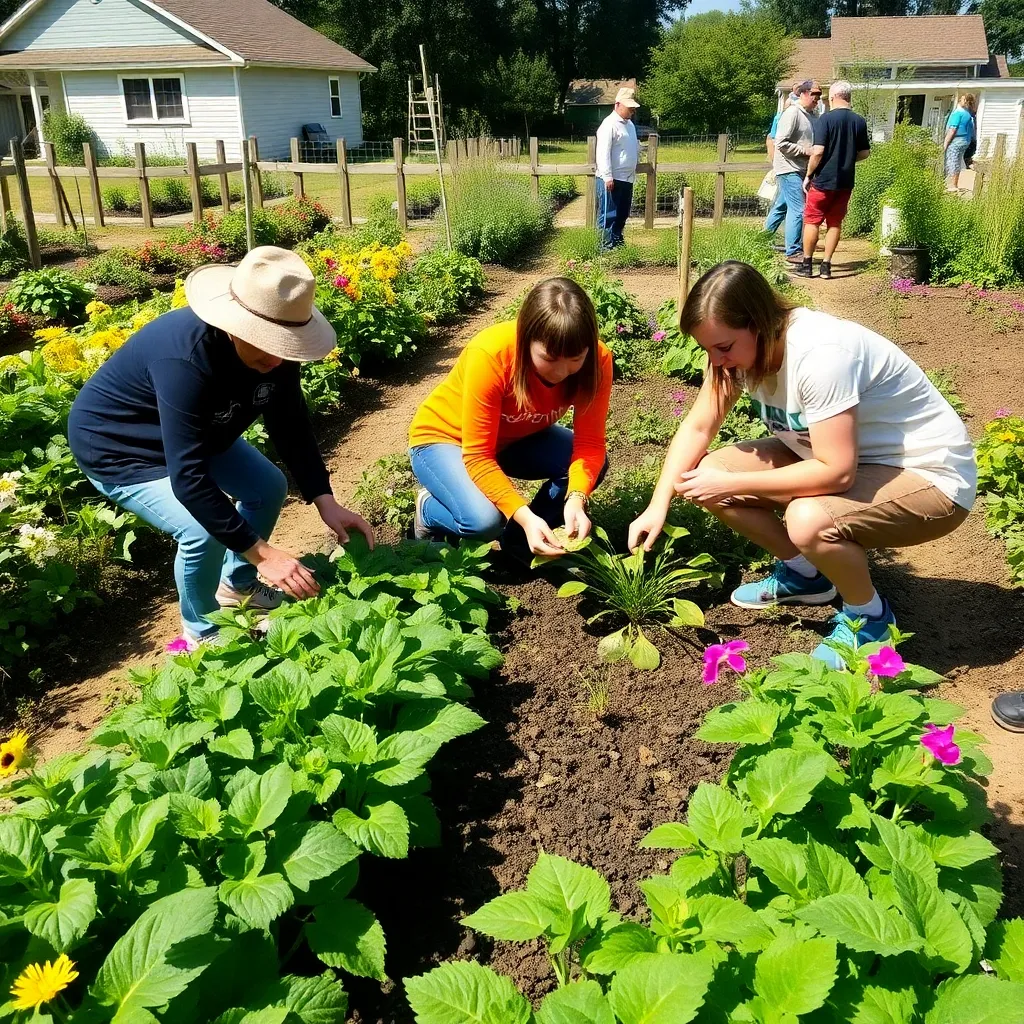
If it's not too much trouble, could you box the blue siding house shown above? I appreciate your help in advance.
[0,0,375,160]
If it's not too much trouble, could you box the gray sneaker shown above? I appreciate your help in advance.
[413,488,434,541]
[215,580,284,611]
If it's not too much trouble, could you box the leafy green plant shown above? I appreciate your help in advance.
[533,524,720,669]
[617,395,676,445]
[6,268,94,322]
[655,298,706,381]
[406,246,485,322]
[538,175,578,207]
[976,412,1024,585]
[352,453,418,532]
[0,215,29,277]
[713,392,772,448]
[42,110,93,165]
[81,248,154,296]
[405,637,1024,1024]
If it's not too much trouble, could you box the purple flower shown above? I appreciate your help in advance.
[615,323,627,334]
[920,723,962,766]
[702,640,748,685]
[1011,302,1024,314]
[166,635,197,654]
[647,314,658,330]
[652,330,667,342]
[669,390,686,403]
[892,278,914,294]
[996,407,1012,418]
[866,645,904,678]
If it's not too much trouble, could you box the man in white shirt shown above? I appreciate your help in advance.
[595,87,640,250]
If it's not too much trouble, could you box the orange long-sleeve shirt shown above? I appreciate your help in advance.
[409,321,613,519]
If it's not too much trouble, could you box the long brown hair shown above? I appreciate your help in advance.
[514,278,601,411]
[680,261,797,393]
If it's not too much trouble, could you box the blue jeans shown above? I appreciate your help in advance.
[86,438,287,639]
[597,178,634,249]
[774,172,806,256]
[764,180,787,236]
[410,424,606,544]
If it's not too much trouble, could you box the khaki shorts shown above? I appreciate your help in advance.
[702,438,971,550]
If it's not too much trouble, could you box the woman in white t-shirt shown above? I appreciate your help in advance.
[629,261,975,667]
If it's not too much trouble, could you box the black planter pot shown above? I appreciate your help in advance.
[890,245,929,284]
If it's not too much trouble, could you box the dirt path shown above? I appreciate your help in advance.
[798,239,1024,912]
[21,262,544,761]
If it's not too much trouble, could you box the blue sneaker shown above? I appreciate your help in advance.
[730,562,837,609]
[812,599,897,669]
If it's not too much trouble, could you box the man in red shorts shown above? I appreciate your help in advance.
[796,80,870,280]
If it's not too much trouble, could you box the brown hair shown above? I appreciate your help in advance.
[514,277,601,411]
[680,261,797,393]
[959,93,977,113]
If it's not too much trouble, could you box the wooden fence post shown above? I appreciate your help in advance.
[248,136,264,208]
[529,136,539,201]
[10,138,40,269]
[644,133,658,230]
[240,136,255,251]
[135,142,153,229]
[186,142,203,226]
[713,133,728,227]
[336,137,352,229]
[289,138,304,197]
[994,132,1007,163]
[215,140,231,212]
[43,142,66,229]
[585,135,597,230]
[678,185,694,311]
[0,163,11,228]
[82,141,104,227]
[393,137,408,231]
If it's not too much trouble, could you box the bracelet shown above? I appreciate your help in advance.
[565,490,590,509]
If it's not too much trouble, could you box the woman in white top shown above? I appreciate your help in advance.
[629,261,975,667]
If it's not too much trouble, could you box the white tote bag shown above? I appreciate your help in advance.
[757,170,778,204]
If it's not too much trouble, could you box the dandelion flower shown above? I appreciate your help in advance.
[0,728,32,778]
[920,723,961,766]
[9,954,79,1010]
[702,640,748,685]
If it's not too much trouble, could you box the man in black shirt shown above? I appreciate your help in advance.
[69,246,373,643]
[796,80,870,279]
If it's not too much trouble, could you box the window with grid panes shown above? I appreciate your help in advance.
[153,78,184,120]
[123,78,153,121]
[329,77,342,117]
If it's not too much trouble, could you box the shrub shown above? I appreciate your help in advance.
[406,246,485,322]
[0,216,28,277]
[6,268,94,321]
[41,111,93,165]
[0,301,30,336]
[81,248,154,295]
[406,177,442,217]
[352,453,418,531]
[356,195,404,248]
[655,298,705,381]
[213,208,281,256]
[538,174,579,206]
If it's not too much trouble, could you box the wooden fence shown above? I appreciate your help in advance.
[0,132,767,269]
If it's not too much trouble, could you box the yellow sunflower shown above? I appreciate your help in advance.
[9,954,79,1011]
[0,728,32,778]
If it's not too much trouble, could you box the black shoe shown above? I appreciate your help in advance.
[793,259,813,277]
[992,691,1024,732]
[819,261,832,280]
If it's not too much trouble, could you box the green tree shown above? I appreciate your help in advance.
[748,0,969,37]
[645,11,794,134]
[484,51,560,136]
[972,0,1024,60]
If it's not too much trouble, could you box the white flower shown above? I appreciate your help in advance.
[17,523,58,563]
[0,471,23,512]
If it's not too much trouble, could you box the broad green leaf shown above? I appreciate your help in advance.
[690,894,774,950]
[219,872,295,930]
[0,816,44,878]
[24,878,97,953]
[100,794,170,874]
[209,729,256,762]
[915,826,999,869]
[696,702,780,746]
[670,851,720,893]
[219,839,267,880]
[858,814,938,888]
[744,749,831,822]
[155,755,212,798]
[628,628,661,670]
[686,783,747,854]
[92,887,219,1014]
[537,980,615,1024]
[754,935,838,1015]
[334,799,409,858]
[526,852,611,927]
[669,598,704,627]
[275,821,359,892]
[370,732,439,786]
[847,975,919,1024]
[405,961,531,1024]
[924,974,1024,1024]
[169,793,222,840]
[891,864,973,973]
[558,580,588,597]
[608,952,715,1024]
[226,763,292,838]
[188,681,243,723]
[276,972,348,1024]
[641,876,689,925]
[320,716,378,764]
[462,891,552,941]
[582,923,658,975]
[745,837,807,900]
[306,899,386,980]
[987,919,1024,984]
[872,746,942,792]
[796,894,922,956]
[395,700,486,745]
[943,856,1003,927]
[214,1009,289,1024]
[806,839,868,900]
[641,823,699,850]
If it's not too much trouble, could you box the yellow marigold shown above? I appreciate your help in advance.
[34,326,70,343]
[318,248,337,262]
[324,348,340,363]
[9,954,79,1010]
[997,431,1017,443]
[0,729,32,778]
[171,280,188,310]
[86,299,112,319]
[395,240,413,259]
[41,337,85,374]
[89,327,129,353]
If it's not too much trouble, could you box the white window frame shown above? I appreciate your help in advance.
[118,73,190,126]
[328,76,342,119]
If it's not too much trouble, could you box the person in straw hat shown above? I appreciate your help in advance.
[68,246,373,645]
[595,86,640,251]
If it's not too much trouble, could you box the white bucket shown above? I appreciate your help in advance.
[880,205,902,257]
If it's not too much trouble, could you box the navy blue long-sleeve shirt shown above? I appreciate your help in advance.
[68,307,332,553]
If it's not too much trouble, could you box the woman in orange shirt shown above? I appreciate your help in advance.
[409,278,613,557]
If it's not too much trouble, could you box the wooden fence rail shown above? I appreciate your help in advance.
[0,132,768,268]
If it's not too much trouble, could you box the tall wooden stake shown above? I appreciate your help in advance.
[677,186,694,313]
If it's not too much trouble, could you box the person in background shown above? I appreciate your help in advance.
[943,93,976,192]
[771,80,821,264]
[628,261,975,668]
[68,247,374,645]
[764,89,797,251]
[796,80,870,280]
[595,87,640,250]
[409,278,612,558]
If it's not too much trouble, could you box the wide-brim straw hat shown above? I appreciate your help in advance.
[185,245,336,362]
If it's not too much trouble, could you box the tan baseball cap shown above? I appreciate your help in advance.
[614,87,640,109]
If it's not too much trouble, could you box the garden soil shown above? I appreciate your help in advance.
[7,246,1024,1021]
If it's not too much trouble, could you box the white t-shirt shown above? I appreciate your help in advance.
[745,308,976,509]
[596,113,639,183]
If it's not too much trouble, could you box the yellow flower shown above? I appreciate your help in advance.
[34,327,70,343]
[86,299,112,319]
[9,954,79,1010]
[318,248,337,262]
[41,337,85,374]
[395,241,413,259]
[997,431,1017,443]
[0,729,31,778]
[171,280,188,310]
[131,308,158,333]
[88,328,129,354]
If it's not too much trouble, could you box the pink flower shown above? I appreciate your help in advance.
[615,323,627,334]
[920,723,962,766]
[892,278,914,294]
[334,275,349,289]
[1011,302,1024,314]
[979,289,989,298]
[866,645,904,678]
[325,258,337,270]
[566,260,577,269]
[652,330,667,342]
[669,390,686,402]
[702,640,748,685]
[166,635,197,654]
[996,407,1012,418]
